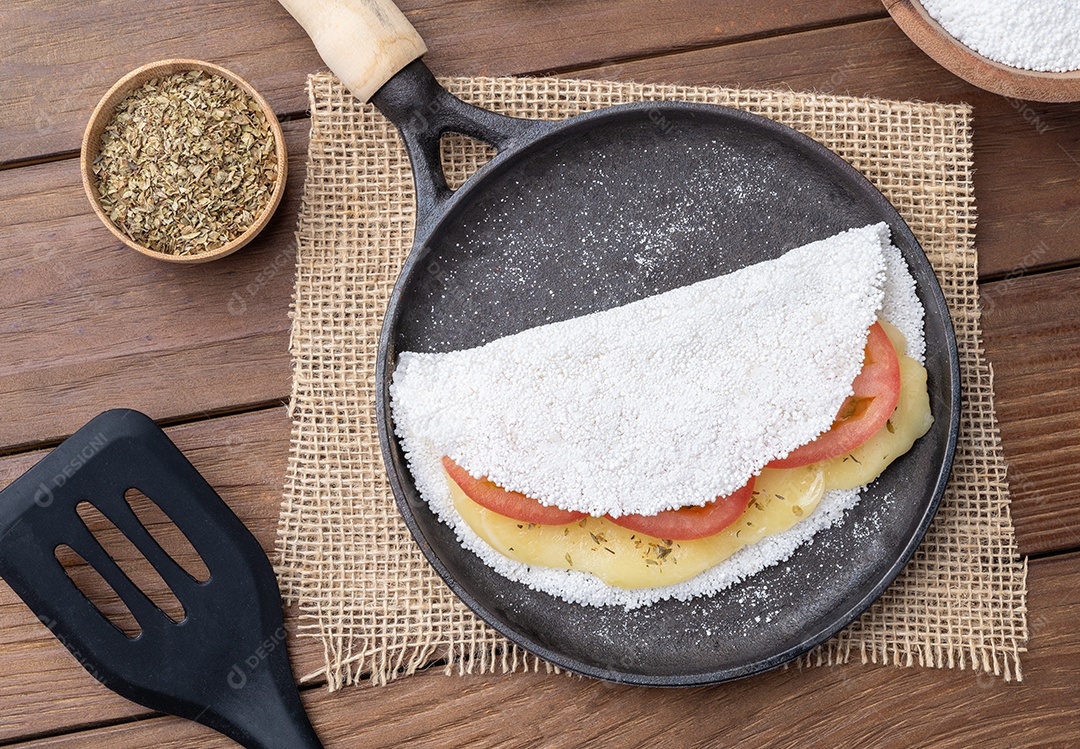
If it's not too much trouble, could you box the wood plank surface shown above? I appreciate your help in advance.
[2,1,1078,746]
[5,103,1076,555]
[5,20,1078,459]
[0,121,306,451]
[980,267,1080,557]
[0,408,329,742]
[587,18,1080,279]
[3,550,1074,749]
[1,0,885,166]
[0,336,1070,740]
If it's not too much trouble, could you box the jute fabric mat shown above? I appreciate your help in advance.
[276,73,1028,689]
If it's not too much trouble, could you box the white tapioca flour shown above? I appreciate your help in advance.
[921,0,1080,73]
[390,223,927,607]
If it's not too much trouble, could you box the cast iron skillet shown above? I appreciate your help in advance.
[281,0,961,686]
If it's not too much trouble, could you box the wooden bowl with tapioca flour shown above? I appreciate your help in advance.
[81,59,287,263]
[885,0,1080,102]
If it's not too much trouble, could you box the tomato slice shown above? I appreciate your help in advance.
[605,478,756,540]
[442,457,587,525]
[768,321,901,468]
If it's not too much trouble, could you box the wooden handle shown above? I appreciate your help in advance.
[278,0,427,102]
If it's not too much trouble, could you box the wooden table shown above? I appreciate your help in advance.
[2,1,1078,746]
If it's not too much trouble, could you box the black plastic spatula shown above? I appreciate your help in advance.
[0,409,324,749]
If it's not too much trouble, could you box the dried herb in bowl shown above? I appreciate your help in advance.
[92,69,279,257]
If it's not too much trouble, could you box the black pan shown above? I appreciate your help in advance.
[283,1,960,686]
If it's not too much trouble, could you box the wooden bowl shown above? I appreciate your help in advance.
[80,59,287,263]
[885,0,1080,102]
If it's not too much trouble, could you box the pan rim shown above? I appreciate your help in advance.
[374,99,961,686]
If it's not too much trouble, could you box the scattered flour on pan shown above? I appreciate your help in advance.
[392,223,890,517]
[390,223,926,608]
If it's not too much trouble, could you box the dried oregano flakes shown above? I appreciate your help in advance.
[92,70,279,256]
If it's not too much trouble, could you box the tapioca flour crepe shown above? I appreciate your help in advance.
[390,222,928,608]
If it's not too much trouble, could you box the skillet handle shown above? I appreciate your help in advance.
[370,60,553,227]
[277,0,427,103]
[280,0,551,232]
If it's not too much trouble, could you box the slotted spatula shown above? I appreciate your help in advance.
[0,409,323,749]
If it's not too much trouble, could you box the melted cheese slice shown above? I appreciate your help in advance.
[450,464,825,589]
[447,322,932,590]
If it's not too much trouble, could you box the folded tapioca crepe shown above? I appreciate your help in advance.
[389,222,927,607]
[393,223,898,515]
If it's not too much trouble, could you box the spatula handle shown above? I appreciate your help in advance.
[279,0,427,102]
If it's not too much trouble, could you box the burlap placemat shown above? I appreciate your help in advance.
[276,73,1028,689]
